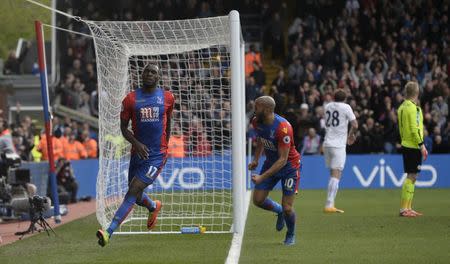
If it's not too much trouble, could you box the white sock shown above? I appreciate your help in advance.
[326,177,340,208]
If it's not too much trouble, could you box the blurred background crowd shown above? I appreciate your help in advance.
[2,0,449,158]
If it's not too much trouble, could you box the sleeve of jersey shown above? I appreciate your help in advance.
[165,91,175,118]
[120,95,133,120]
[347,105,356,121]
[120,95,132,121]
[276,122,293,149]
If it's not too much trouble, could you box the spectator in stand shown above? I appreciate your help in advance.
[82,122,98,141]
[37,130,64,162]
[245,44,263,77]
[168,123,185,158]
[61,126,72,146]
[301,128,321,155]
[272,69,287,94]
[80,130,98,158]
[287,57,303,91]
[63,133,87,160]
[267,12,284,60]
[251,62,266,87]
[246,76,262,104]
[52,117,65,138]
[78,92,92,116]
[3,41,31,75]
[55,158,79,203]
[90,86,99,117]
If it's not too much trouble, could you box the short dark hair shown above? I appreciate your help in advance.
[334,89,347,102]
[143,64,159,74]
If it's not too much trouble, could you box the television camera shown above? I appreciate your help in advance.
[0,152,32,219]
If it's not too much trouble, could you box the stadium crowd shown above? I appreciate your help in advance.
[247,0,450,154]
[3,104,98,162]
[3,0,449,155]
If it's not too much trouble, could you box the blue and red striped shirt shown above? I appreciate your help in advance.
[252,114,300,171]
[120,87,175,158]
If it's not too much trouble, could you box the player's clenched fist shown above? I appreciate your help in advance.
[248,160,258,170]
[251,174,263,185]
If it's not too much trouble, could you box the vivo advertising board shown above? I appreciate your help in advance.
[24,154,450,199]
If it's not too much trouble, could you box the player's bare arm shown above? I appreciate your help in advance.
[347,120,358,145]
[248,137,263,170]
[166,116,172,143]
[251,144,289,185]
[120,118,149,160]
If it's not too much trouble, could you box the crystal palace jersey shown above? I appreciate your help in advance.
[120,87,175,158]
[252,114,300,172]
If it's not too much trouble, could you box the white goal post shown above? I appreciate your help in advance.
[86,11,246,234]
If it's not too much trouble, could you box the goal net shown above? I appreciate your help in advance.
[86,12,245,234]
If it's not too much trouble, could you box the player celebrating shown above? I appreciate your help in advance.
[323,89,358,213]
[398,81,427,217]
[96,64,174,247]
[249,96,301,246]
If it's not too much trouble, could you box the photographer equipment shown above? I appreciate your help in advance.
[8,168,31,186]
[1,152,21,169]
[15,195,55,239]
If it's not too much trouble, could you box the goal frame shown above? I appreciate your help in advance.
[87,11,246,234]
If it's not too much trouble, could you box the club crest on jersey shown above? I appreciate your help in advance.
[140,107,160,122]
[157,96,163,105]
[282,127,288,134]
[283,135,290,144]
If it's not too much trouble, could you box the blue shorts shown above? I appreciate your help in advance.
[128,154,166,185]
[254,162,300,196]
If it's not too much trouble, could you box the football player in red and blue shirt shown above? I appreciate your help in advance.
[97,64,175,247]
[249,96,301,246]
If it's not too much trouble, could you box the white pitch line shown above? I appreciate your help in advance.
[225,190,251,264]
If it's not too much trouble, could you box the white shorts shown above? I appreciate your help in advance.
[323,146,346,171]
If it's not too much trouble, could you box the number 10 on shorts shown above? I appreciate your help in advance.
[285,178,294,189]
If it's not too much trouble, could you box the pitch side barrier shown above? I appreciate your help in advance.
[22,154,450,198]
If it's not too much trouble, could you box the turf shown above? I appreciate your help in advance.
[241,189,450,264]
[1,189,449,263]
[0,214,231,264]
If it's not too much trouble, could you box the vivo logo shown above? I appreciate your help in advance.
[146,167,205,189]
[353,159,437,187]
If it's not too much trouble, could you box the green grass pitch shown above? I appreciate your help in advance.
[1,189,449,264]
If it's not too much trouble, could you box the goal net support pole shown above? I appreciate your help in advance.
[229,10,246,234]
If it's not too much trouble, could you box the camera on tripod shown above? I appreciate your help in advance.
[30,195,49,214]
[0,152,33,220]
[14,195,55,239]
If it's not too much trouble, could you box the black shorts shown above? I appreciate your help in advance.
[401,146,422,173]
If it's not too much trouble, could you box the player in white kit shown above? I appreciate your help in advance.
[323,90,358,213]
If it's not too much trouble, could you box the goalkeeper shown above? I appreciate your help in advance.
[398,81,427,217]
[97,64,175,247]
[249,96,301,246]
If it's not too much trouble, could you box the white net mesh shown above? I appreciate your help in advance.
[86,16,236,233]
